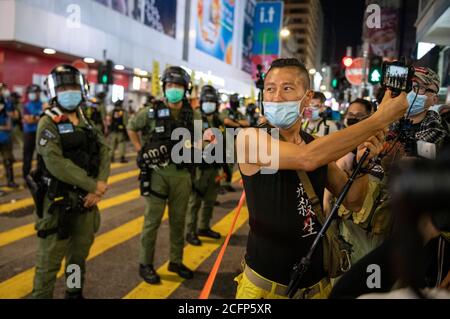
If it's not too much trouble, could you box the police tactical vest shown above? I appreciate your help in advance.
[140,100,194,170]
[39,107,101,187]
[111,108,125,132]
[225,108,240,127]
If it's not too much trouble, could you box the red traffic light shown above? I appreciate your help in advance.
[342,56,353,67]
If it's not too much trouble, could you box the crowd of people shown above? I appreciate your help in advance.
[0,57,449,299]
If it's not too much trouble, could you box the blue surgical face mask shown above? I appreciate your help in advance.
[28,93,37,101]
[202,102,216,114]
[2,89,10,98]
[311,107,320,120]
[406,91,427,117]
[57,90,82,111]
[263,94,306,129]
[165,88,184,103]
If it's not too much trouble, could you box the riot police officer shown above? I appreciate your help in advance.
[108,99,128,163]
[31,65,110,298]
[82,96,106,134]
[127,66,201,284]
[185,85,223,246]
[219,93,249,192]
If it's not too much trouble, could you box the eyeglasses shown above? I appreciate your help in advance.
[412,85,438,95]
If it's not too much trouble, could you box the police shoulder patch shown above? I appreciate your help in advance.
[42,129,56,140]
[39,137,48,147]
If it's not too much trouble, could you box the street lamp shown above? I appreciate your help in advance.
[280,28,290,38]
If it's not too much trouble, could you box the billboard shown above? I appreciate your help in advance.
[251,1,283,78]
[363,0,400,59]
[91,0,177,38]
[143,0,177,38]
[195,0,235,65]
[241,0,256,74]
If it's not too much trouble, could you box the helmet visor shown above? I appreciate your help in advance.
[46,72,88,98]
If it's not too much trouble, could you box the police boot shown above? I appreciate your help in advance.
[120,156,128,163]
[5,160,19,188]
[168,262,194,279]
[197,228,221,239]
[186,232,202,246]
[139,264,161,284]
[64,291,84,299]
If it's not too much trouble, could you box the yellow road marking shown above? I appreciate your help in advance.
[0,170,240,246]
[0,188,141,248]
[124,205,249,299]
[0,152,137,174]
[0,207,168,299]
[0,169,243,298]
[0,169,139,214]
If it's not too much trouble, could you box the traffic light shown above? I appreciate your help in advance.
[368,55,383,85]
[342,56,353,68]
[98,60,114,85]
[331,78,338,89]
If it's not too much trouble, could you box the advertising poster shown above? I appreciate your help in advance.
[363,0,400,59]
[112,0,129,15]
[241,0,256,74]
[143,0,177,38]
[195,0,235,65]
[91,0,176,37]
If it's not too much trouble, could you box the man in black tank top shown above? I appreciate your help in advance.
[235,58,409,299]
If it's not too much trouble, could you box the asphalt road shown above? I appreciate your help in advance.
[0,149,248,299]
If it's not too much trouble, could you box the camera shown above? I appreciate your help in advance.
[381,58,414,96]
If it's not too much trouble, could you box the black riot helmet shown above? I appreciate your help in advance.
[229,93,240,110]
[27,84,42,94]
[246,103,257,115]
[161,66,191,91]
[45,64,88,101]
[200,85,219,104]
[114,99,124,108]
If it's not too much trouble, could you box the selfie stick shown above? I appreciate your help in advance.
[286,148,371,298]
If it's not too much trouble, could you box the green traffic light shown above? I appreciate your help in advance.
[331,78,338,88]
[369,69,381,83]
[102,74,108,84]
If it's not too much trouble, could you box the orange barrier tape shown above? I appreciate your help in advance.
[199,190,247,299]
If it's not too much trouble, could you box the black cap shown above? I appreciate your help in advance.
[45,64,88,99]
[200,85,219,103]
[161,66,191,89]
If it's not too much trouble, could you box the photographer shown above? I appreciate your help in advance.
[404,67,447,151]
[330,150,450,299]
[235,58,407,299]
[302,91,338,136]
[321,99,390,266]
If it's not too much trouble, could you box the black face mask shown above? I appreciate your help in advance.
[346,118,360,126]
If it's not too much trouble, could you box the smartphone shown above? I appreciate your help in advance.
[381,60,414,96]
